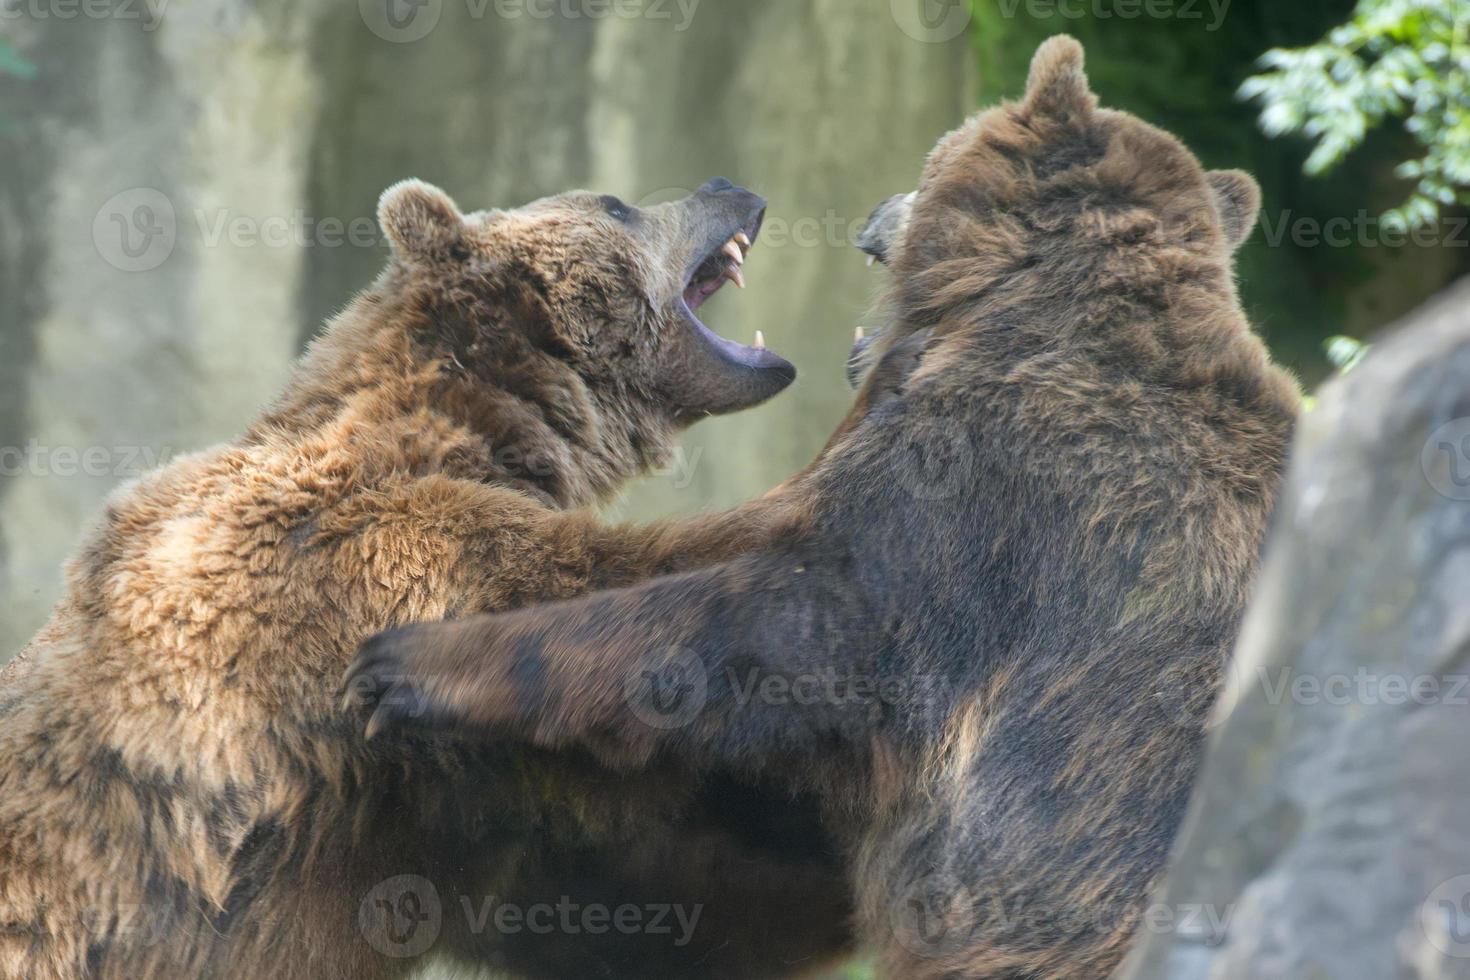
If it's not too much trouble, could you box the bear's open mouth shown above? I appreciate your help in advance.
[683,232,749,310]
[679,216,793,375]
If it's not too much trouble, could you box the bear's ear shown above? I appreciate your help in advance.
[1024,34,1096,121]
[378,179,465,265]
[1206,170,1261,250]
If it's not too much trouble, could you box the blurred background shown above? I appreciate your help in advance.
[1,0,1466,665]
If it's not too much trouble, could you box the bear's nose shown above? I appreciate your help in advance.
[699,177,737,195]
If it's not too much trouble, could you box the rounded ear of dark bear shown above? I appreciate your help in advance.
[378,178,467,265]
[1023,34,1096,121]
[1206,170,1262,250]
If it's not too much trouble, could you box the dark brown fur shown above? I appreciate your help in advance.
[0,178,852,978]
[350,37,1301,979]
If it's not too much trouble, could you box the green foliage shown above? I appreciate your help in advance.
[0,37,35,136]
[1324,334,1371,370]
[963,0,1430,380]
[0,38,36,80]
[1303,336,1370,410]
[1240,0,1470,229]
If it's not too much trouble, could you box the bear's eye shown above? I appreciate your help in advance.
[599,195,632,222]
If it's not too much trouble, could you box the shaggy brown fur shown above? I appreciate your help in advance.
[0,178,854,978]
[349,37,1302,978]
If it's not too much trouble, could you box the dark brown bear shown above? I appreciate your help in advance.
[349,36,1301,979]
[0,177,855,978]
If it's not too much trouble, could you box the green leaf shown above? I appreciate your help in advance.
[0,39,37,80]
[1242,0,1469,226]
[1324,335,1370,372]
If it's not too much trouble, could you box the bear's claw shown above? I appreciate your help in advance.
[341,629,433,739]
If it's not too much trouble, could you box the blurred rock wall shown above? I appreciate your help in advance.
[0,0,974,658]
[1119,279,1470,980]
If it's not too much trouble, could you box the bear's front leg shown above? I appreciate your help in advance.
[343,548,880,772]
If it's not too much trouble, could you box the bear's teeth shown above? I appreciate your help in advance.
[867,255,877,267]
[754,330,765,349]
[722,240,744,264]
[855,326,865,341]
[728,265,746,289]
[735,232,751,247]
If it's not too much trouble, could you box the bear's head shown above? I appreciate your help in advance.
[914,34,1257,266]
[852,34,1263,387]
[372,176,793,483]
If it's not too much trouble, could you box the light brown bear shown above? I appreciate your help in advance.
[0,178,854,978]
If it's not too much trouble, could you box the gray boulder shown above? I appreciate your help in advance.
[1120,276,1470,980]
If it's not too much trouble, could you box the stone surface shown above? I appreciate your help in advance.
[1120,276,1470,980]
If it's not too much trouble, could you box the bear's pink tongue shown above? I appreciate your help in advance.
[684,234,749,311]
[685,273,725,310]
